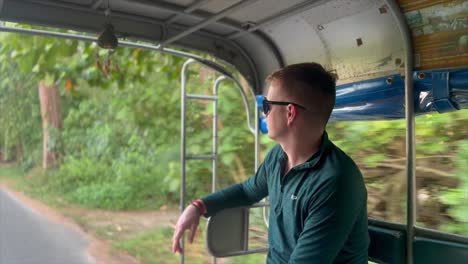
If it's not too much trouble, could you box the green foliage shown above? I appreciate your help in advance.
[0,165,23,178]
[328,110,468,234]
[0,42,42,164]
[0,29,189,209]
[1,28,262,211]
[50,80,182,209]
[71,183,133,210]
[113,225,267,264]
[328,119,406,156]
[51,156,111,192]
[439,140,468,234]
[362,153,386,168]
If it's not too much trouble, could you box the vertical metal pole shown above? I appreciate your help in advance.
[180,58,196,264]
[212,84,217,194]
[212,76,226,264]
[384,1,415,263]
[213,76,226,194]
[212,86,217,264]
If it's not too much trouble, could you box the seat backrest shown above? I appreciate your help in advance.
[206,207,250,257]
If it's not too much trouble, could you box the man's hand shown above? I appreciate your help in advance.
[172,204,201,254]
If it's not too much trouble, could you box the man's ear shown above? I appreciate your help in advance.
[287,104,297,125]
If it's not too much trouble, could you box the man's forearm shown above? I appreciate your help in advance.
[200,183,257,217]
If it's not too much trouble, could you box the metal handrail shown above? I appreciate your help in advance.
[180,58,197,264]
[212,76,226,194]
[384,1,415,263]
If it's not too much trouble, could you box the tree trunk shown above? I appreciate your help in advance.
[38,81,62,169]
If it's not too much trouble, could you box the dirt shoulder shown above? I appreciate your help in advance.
[0,180,179,264]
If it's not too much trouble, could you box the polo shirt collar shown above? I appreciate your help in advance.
[279,132,331,171]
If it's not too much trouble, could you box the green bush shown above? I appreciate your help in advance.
[48,149,175,210]
[52,155,111,192]
[70,182,133,210]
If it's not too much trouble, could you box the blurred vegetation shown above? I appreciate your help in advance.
[0,29,467,264]
[328,110,468,233]
[0,31,262,263]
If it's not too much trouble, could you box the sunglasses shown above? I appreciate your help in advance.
[262,97,307,115]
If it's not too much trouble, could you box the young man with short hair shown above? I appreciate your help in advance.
[172,62,369,263]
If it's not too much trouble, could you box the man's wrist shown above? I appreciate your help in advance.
[190,199,206,216]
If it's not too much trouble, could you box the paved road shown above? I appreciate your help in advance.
[0,187,95,264]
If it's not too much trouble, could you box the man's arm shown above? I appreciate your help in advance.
[172,160,269,254]
[201,161,269,216]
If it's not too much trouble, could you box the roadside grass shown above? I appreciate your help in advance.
[0,163,23,178]
[0,165,267,264]
[112,224,267,264]
[113,227,179,264]
[0,165,67,207]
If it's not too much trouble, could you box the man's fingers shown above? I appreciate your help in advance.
[171,234,179,253]
[172,206,200,254]
[172,240,180,254]
[189,222,198,243]
[172,228,184,253]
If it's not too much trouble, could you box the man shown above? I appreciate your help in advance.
[172,62,369,263]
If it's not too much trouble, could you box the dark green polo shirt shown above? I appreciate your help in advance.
[202,133,369,263]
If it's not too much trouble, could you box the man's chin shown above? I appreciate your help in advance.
[267,133,275,140]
